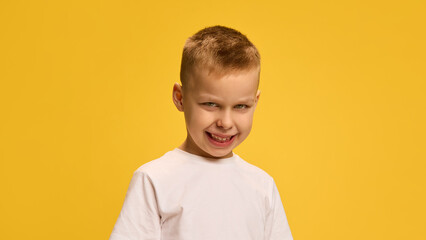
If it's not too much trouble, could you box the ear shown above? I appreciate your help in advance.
[255,89,261,106]
[172,83,184,112]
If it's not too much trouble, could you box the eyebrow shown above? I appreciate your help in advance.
[235,97,256,103]
[197,94,255,103]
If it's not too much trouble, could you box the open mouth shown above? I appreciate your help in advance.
[205,132,236,144]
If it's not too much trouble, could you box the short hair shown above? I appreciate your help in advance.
[180,25,261,87]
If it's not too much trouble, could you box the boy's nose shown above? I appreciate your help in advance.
[216,111,233,130]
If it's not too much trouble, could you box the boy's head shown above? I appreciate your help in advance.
[180,25,260,88]
[173,26,261,159]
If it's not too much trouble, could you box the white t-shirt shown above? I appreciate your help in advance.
[110,148,293,240]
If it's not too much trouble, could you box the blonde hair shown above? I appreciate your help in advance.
[180,25,260,86]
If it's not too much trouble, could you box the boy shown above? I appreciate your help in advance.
[110,26,293,240]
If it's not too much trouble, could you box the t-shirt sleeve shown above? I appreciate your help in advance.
[264,179,293,240]
[109,170,161,240]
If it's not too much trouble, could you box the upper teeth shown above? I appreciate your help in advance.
[211,133,231,142]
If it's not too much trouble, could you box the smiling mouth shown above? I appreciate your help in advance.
[206,132,235,143]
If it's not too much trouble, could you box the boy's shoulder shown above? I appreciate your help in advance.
[133,148,274,183]
[133,149,182,178]
[234,153,274,181]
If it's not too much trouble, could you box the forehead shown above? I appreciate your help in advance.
[185,66,259,100]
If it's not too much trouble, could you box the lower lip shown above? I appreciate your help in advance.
[205,132,236,147]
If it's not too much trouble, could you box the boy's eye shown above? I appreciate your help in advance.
[203,102,218,107]
[234,104,249,109]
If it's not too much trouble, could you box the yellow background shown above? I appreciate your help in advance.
[1,0,425,239]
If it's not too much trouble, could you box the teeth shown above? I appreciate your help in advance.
[211,133,231,142]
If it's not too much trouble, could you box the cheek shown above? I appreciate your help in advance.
[185,107,213,129]
[235,114,254,131]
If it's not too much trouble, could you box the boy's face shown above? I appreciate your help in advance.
[173,66,260,159]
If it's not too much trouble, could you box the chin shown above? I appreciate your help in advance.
[204,147,234,159]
